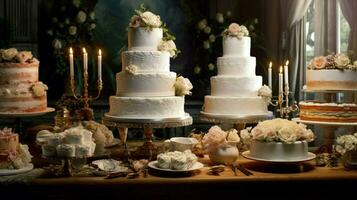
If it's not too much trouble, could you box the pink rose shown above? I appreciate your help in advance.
[312,56,327,69]
[228,23,240,36]
[129,15,141,28]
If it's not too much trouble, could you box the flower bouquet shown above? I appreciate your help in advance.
[334,133,357,167]
[308,53,357,71]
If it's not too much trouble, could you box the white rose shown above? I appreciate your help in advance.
[77,11,87,23]
[73,0,81,8]
[69,26,77,35]
[90,23,96,30]
[240,129,252,144]
[89,12,95,20]
[216,13,224,23]
[304,129,315,142]
[203,41,210,49]
[194,66,201,74]
[197,19,207,30]
[334,53,350,69]
[52,17,58,23]
[31,82,48,97]
[228,23,240,36]
[140,11,162,27]
[52,39,62,49]
[15,51,33,64]
[125,64,138,75]
[226,11,232,18]
[335,145,346,155]
[59,23,64,28]
[208,63,215,71]
[204,26,211,34]
[65,18,70,24]
[258,85,272,103]
[240,25,249,36]
[158,40,177,57]
[227,129,240,142]
[47,29,53,36]
[278,127,297,144]
[175,76,193,96]
[209,34,216,43]
[1,48,18,61]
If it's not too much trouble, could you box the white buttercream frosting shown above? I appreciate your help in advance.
[217,56,256,77]
[223,36,251,57]
[128,27,163,51]
[210,76,262,97]
[122,51,170,72]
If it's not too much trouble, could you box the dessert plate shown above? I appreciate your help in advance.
[242,151,316,163]
[0,164,34,176]
[0,107,55,117]
[148,161,204,172]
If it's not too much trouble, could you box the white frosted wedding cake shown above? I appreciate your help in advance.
[202,23,271,116]
[108,9,192,119]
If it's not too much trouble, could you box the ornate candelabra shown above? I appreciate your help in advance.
[270,84,299,118]
[69,48,103,120]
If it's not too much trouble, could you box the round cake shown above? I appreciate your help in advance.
[249,140,308,161]
[306,69,357,91]
[0,48,48,113]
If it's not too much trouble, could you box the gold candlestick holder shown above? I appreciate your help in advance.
[70,73,103,121]
[270,84,299,118]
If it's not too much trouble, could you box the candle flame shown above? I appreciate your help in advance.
[279,66,283,73]
[83,48,87,53]
[99,49,102,56]
[69,47,73,54]
[285,60,289,66]
[269,62,272,69]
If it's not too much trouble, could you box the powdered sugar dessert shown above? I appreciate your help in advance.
[156,150,197,170]
[203,23,271,116]
[240,118,315,161]
[0,128,32,169]
[0,48,48,112]
[107,8,192,119]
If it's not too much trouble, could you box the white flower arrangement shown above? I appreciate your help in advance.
[174,76,193,96]
[202,126,240,153]
[240,118,315,144]
[307,53,357,70]
[31,82,48,97]
[125,64,138,75]
[258,85,272,103]
[222,23,249,39]
[334,133,357,155]
[157,40,178,58]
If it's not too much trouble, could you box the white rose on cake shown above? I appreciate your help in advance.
[129,15,142,28]
[15,51,33,64]
[311,56,327,69]
[31,82,48,97]
[174,76,193,96]
[125,64,138,75]
[140,11,162,28]
[223,23,249,39]
[334,53,350,69]
[158,40,177,57]
[1,48,18,61]
[258,85,272,103]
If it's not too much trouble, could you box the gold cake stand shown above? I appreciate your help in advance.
[102,113,193,160]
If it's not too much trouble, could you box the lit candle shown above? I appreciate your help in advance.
[279,66,283,93]
[284,60,289,86]
[98,49,102,80]
[268,62,272,89]
[83,48,88,74]
[69,47,74,79]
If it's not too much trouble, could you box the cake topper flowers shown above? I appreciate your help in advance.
[222,23,249,39]
[308,53,357,70]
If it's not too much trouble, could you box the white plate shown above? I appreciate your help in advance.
[105,138,121,148]
[0,164,34,176]
[241,151,316,163]
[200,111,273,119]
[148,161,204,172]
[0,107,55,117]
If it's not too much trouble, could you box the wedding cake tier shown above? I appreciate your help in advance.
[306,54,357,91]
[0,48,48,113]
[108,9,192,119]
[203,23,270,116]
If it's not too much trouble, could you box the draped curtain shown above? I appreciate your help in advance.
[280,0,312,101]
[339,0,357,60]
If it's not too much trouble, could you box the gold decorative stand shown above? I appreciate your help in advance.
[102,113,193,160]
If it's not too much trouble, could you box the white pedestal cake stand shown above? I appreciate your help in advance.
[0,108,55,134]
[102,113,193,160]
[292,118,357,152]
[200,111,273,130]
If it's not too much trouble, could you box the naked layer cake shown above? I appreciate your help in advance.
[0,48,48,113]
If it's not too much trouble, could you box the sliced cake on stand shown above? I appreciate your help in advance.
[200,23,272,129]
[294,53,357,153]
[103,8,193,159]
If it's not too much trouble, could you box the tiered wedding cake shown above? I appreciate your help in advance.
[0,48,48,113]
[202,23,271,116]
[108,9,192,119]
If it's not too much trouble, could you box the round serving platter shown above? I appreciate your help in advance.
[241,151,316,163]
[148,161,204,173]
[0,164,34,176]
[0,107,55,117]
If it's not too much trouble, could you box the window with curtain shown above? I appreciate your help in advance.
[305,0,350,62]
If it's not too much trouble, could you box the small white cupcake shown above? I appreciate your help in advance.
[157,153,171,169]
[47,134,64,146]
[184,150,197,168]
[171,152,188,170]
[64,132,83,144]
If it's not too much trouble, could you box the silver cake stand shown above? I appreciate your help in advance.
[292,118,357,152]
[102,113,193,160]
[200,111,273,130]
[0,108,55,134]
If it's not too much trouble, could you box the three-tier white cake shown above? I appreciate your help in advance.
[108,11,191,119]
[203,23,270,116]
